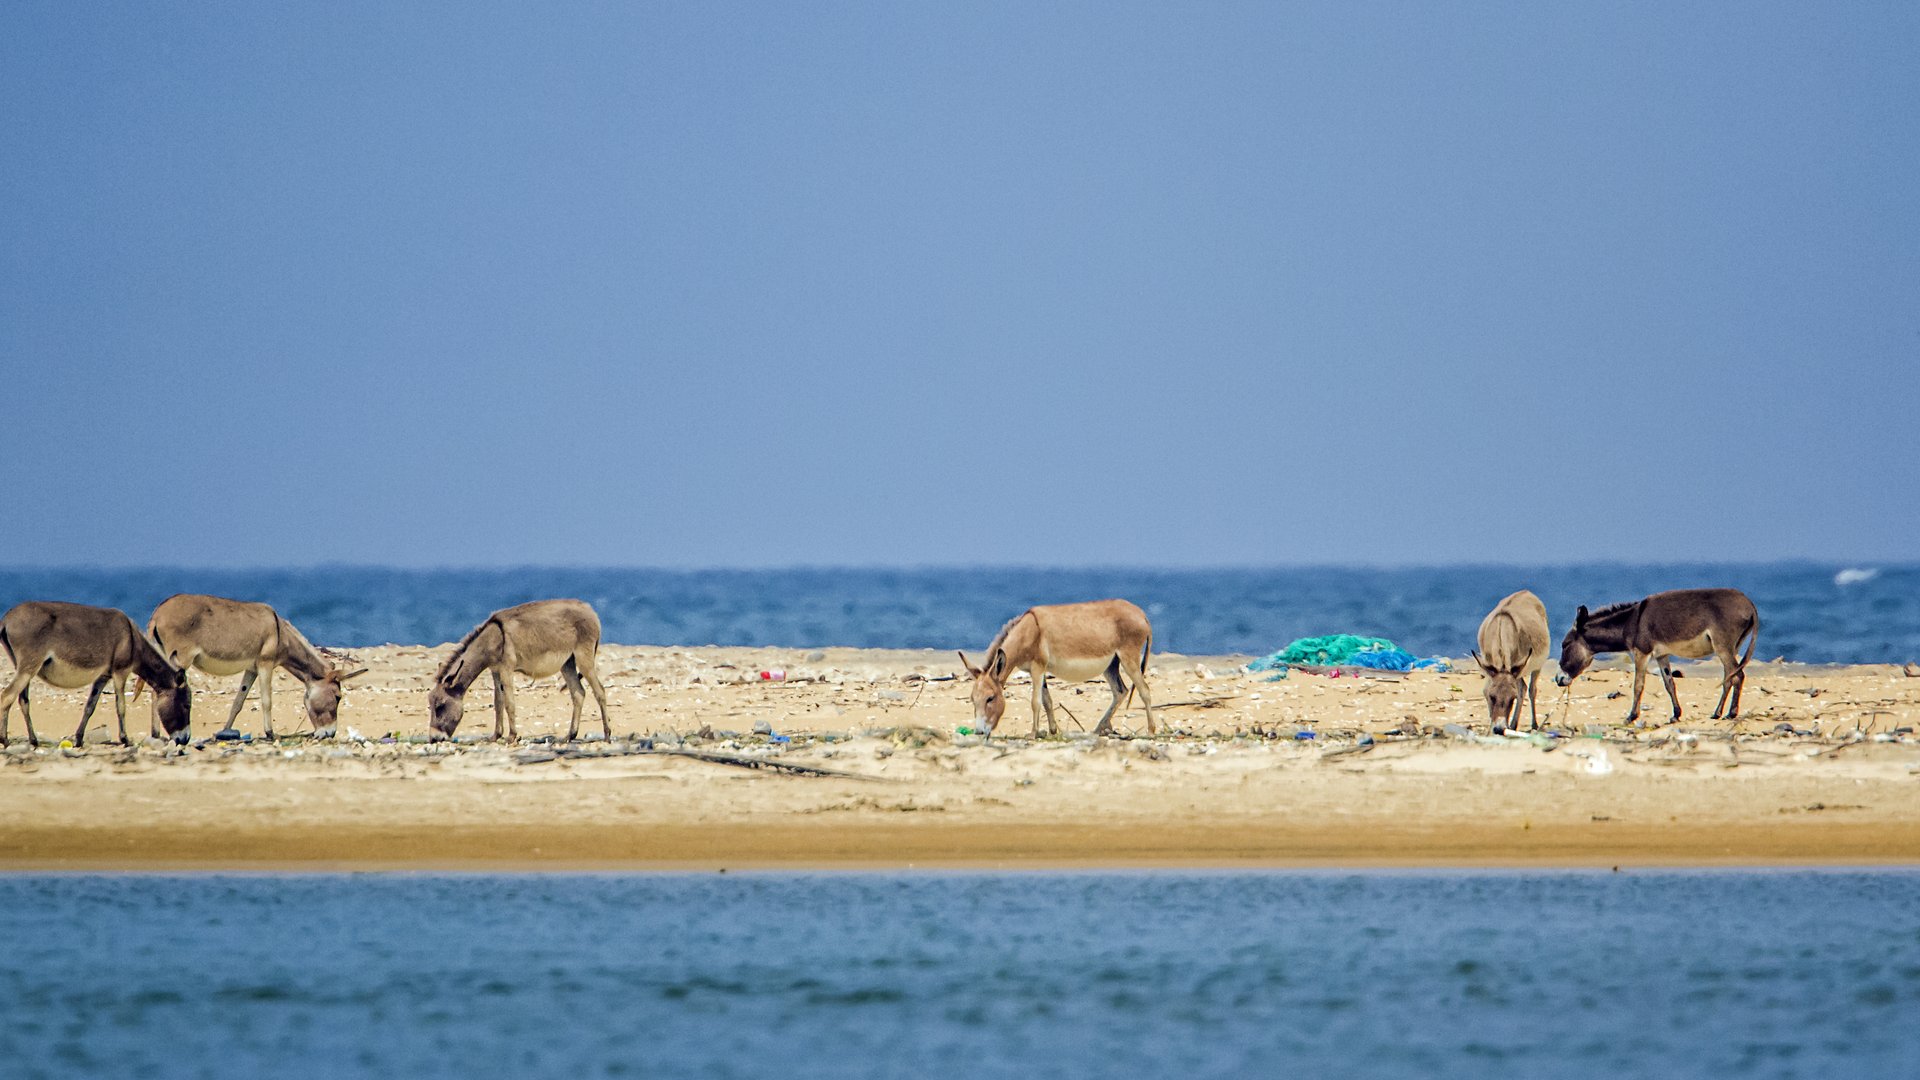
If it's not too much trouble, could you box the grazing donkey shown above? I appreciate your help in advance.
[1473,589,1550,732]
[0,601,191,746]
[1556,588,1759,725]
[958,599,1154,739]
[144,594,367,739]
[427,599,611,742]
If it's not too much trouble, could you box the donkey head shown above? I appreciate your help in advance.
[426,675,466,741]
[1473,650,1524,729]
[957,649,1010,736]
[154,672,192,743]
[305,666,369,739]
[1556,606,1596,686]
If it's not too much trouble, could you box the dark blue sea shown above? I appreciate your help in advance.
[1,871,1915,1079]
[0,563,1914,663]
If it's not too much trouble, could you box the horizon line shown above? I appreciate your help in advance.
[0,558,1909,574]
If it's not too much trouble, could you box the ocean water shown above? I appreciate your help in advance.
[0,562,1915,663]
[1,871,1916,1079]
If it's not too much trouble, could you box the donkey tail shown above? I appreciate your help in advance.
[1735,611,1760,674]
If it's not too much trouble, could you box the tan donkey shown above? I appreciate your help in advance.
[1472,589,1550,732]
[427,599,612,742]
[0,601,192,746]
[959,599,1154,739]
[144,594,368,739]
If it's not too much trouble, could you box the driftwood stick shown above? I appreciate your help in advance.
[1319,743,1375,760]
[1150,695,1240,710]
[647,748,884,781]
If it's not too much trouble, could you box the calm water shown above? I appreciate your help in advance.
[1,562,1915,662]
[1,871,1916,1079]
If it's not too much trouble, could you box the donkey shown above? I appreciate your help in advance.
[1472,589,1550,733]
[958,599,1154,739]
[427,599,612,742]
[1556,588,1759,725]
[144,594,367,739]
[0,601,192,746]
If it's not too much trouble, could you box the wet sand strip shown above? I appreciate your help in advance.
[6,820,1920,872]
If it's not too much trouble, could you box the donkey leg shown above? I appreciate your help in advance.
[1708,640,1736,720]
[493,671,517,741]
[225,669,258,732]
[73,676,109,746]
[111,672,131,745]
[16,683,40,747]
[1120,650,1154,735]
[258,668,278,739]
[1095,659,1125,736]
[1626,653,1648,724]
[1526,671,1541,730]
[0,660,40,745]
[1657,656,1682,722]
[1727,651,1749,720]
[575,649,613,739]
[1031,673,1052,739]
[561,659,586,741]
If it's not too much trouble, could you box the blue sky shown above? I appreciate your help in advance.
[4,2,1915,567]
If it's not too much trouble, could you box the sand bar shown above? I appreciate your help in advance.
[3,645,1918,870]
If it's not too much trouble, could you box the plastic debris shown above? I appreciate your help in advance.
[1248,634,1452,675]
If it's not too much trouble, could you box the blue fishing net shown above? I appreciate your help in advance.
[1249,634,1452,674]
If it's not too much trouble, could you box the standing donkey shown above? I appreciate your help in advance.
[1473,589,1550,732]
[144,594,367,739]
[958,599,1154,739]
[1556,588,1759,725]
[427,599,612,742]
[0,601,192,746]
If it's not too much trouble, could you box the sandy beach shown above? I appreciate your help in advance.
[4,644,1919,870]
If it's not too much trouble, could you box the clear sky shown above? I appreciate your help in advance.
[3,2,1915,568]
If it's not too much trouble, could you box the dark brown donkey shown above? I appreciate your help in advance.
[1556,588,1759,725]
[0,601,193,746]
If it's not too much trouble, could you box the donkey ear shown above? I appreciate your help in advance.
[1575,605,1589,627]
[989,649,1007,679]
[442,661,463,687]
[340,667,370,682]
[956,650,979,676]
[1471,649,1490,674]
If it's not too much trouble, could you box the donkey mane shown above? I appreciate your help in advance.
[982,609,1034,661]
[434,617,498,681]
[1587,599,1642,621]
